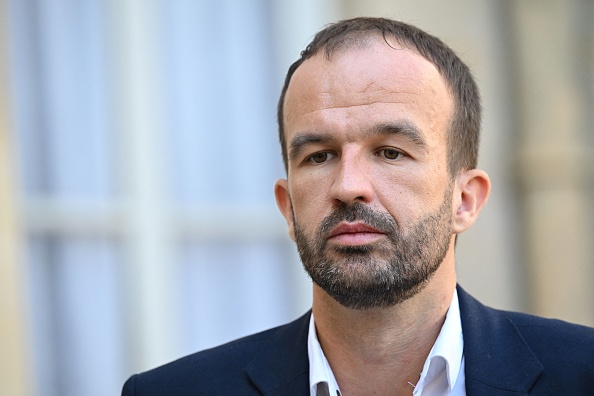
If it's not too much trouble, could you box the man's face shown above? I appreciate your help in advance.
[275,39,457,309]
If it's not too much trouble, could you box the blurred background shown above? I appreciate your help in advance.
[0,0,592,395]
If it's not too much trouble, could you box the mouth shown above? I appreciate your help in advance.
[327,222,385,246]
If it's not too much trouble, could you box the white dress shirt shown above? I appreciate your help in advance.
[308,289,465,395]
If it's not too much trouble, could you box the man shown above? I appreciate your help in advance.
[122,17,594,395]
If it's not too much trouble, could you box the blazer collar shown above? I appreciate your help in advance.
[244,287,545,395]
[244,312,311,395]
[457,286,544,395]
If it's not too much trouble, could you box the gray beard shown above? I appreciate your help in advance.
[293,188,453,310]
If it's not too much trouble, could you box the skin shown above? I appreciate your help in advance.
[274,38,490,396]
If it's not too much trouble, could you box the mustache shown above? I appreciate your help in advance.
[318,202,398,238]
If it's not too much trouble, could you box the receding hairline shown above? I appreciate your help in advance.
[282,33,456,146]
[320,30,412,56]
[284,30,456,117]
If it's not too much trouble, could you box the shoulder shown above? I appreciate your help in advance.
[458,286,594,392]
[493,308,594,392]
[459,286,594,359]
[500,309,594,361]
[122,313,311,396]
[463,287,594,351]
[122,329,273,395]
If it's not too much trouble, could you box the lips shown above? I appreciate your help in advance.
[327,222,385,245]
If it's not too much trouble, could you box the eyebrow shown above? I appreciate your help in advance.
[288,133,337,162]
[368,121,428,150]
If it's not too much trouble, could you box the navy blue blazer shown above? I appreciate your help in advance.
[122,286,594,395]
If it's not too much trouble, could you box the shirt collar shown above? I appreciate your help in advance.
[307,289,464,395]
[308,313,341,395]
[415,288,464,393]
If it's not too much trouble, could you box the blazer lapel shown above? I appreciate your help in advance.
[244,288,545,395]
[457,286,543,395]
[244,312,311,395]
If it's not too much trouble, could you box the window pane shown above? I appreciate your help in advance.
[8,0,113,198]
[161,0,283,206]
[26,235,125,396]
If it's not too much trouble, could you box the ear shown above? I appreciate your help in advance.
[274,178,296,241]
[452,169,491,234]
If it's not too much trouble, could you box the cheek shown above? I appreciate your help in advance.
[373,167,449,219]
[289,177,329,226]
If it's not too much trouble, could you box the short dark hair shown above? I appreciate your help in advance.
[277,17,481,176]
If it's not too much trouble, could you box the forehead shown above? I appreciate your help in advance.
[283,39,453,148]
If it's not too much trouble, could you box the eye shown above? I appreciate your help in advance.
[307,151,334,164]
[377,147,403,160]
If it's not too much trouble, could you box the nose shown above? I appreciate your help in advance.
[329,152,374,205]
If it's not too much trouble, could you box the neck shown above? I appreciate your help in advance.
[311,252,457,396]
